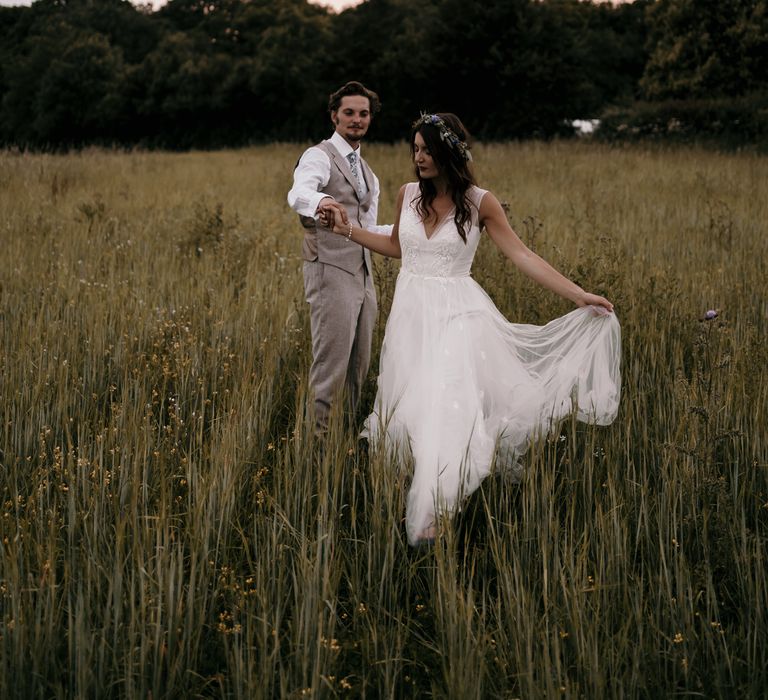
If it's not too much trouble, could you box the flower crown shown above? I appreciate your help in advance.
[413,113,473,162]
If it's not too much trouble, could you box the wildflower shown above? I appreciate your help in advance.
[673,632,684,644]
[701,309,718,321]
[320,636,341,653]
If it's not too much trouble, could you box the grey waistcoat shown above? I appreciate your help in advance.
[299,140,374,275]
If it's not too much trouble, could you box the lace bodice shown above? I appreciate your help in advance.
[399,182,487,278]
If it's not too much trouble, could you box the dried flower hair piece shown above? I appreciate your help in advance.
[413,113,473,162]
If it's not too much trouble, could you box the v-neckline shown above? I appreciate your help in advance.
[422,207,455,241]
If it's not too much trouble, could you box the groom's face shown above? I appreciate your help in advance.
[332,95,372,147]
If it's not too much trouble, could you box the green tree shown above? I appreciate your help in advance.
[245,0,333,140]
[34,32,126,144]
[0,11,79,145]
[0,0,161,146]
[561,0,651,106]
[134,31,230,147]
[326,0,424,140]
[419,0,598,138]
[327,0,650,140]
[641,0,768,99]
[0,0,654,147]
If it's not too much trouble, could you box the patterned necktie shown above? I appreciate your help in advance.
[346,151,364,195]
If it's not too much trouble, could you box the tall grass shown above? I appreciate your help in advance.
[1,141,766,698]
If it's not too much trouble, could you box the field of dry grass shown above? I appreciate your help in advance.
[1,141,767,698]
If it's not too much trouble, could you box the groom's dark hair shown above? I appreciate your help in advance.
[328,81,381,115]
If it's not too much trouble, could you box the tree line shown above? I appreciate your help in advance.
[0,0,766,149]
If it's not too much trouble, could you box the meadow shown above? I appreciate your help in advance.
[1,140,767,698]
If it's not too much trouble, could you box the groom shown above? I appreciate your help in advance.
[287,81,391,434]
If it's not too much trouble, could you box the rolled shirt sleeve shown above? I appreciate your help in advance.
[287,147,333,218]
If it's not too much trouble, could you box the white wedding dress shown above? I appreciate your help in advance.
[364,182,621,545]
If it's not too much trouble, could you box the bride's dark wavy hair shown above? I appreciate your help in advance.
[411,113,476,242]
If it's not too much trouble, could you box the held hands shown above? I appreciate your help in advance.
[317,200,350,235]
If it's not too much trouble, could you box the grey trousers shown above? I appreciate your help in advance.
[303,260,377,433]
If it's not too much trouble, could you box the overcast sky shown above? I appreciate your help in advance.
[0,0,364,9]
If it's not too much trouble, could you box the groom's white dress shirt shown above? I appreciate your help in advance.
[287,131,392,235]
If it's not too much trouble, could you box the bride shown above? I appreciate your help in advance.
[325,113,621,546]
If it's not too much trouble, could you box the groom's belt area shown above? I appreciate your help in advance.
[299,217,368,274]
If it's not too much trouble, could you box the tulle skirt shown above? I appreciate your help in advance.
[363,270,622,545]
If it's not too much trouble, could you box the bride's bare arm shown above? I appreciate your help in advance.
[480,191,614,312]
[327,185,405,259]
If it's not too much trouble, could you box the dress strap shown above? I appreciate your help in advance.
[467,185,488,211]
[403,182,419,212]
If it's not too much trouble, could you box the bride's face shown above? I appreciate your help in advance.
[413,132,440,180]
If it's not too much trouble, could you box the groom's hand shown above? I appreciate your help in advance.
[317,199,349,229]
[326,208,351,236]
